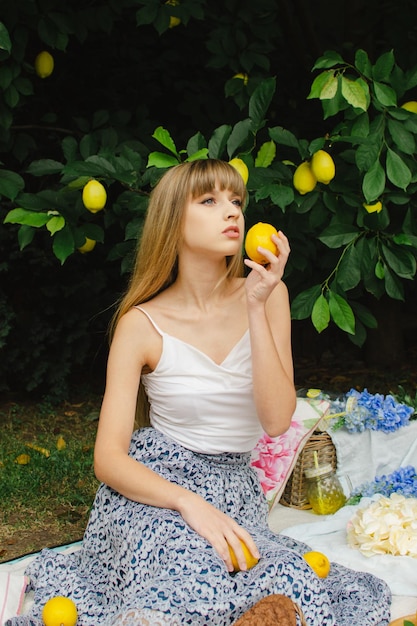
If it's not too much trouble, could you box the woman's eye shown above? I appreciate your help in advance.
[201,197,215,205]
[232,199,242,207]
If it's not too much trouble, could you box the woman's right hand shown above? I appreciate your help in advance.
[177,491,260,572]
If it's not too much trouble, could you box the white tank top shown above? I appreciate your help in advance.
[135,307,262,454]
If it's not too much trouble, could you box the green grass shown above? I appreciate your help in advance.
[0,396,100,560]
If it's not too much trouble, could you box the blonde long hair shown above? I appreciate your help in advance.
[110,159,247,425]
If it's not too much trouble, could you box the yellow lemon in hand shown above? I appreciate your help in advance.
[293,161,317,195]
[228,539,259,572]
[228,158,249,185]
[401,101,417,113]
[42,596,78,626]
[82,180,107,213]
[303,551,331,578]
[35,51,54,78]
[245,222,279,265]
[78,237,96,254]
[310,150,335,184]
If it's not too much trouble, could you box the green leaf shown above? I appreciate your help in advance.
[381,242,416,278]
[341,77,368,111]
[362,159,386,203]
[384,266,404,300]
[355,139,381,173]
[268,184,294,210]
[248,77,276,130]
[350,301,378,329]
[255,141,276,168]
[312,51,344,70]
[373,82,397,107]
[208,125,232,159]
[52,227,75,265]
[185,148,209,162]
[186,132,206,157]
[0,169,24,200]
[372,50,395,82]
[226,119,253,158]
[387,119,415,155]
[27,159,64,176]
[386,148,412,190]
[337,245,361,290]
[152,126,179,157]
[318,224,360,248]
[46,215,65,235]
[328,291,355,334]
[354,49,372,78]
[268,126,299,150]
[291,284,322,319]
[18,225,35,250]
[4,208,50,227]
[307,71,336,99]
[375,260,385,279]
[311,294,330,333]
[147,152,180,168]
[0,22,12,53]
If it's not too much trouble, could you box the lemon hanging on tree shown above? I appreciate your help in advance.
[82,180,107,213]
[78,237,97,253]
[42,596,78,626]
[245,222,279,265]
[310,150,335,184]
[34,51,54,78]
[228,158,249,185]
[401,101,417,113]
[293,161,317,195]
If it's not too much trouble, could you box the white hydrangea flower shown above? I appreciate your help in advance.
[347,494,417,558]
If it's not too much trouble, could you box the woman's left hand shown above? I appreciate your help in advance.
[244,231,290,304]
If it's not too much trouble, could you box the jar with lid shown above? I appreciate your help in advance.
[304,464,347,515]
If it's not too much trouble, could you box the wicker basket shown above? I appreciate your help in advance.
[279,430,337,510]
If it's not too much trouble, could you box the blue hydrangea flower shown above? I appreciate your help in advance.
[349,465,417,501]
[329,388,414,434]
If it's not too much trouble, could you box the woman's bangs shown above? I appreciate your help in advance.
[189,160,246,200]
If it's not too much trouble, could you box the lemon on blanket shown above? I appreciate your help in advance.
[303,551,330,578]
[228,539,259,572]
[42,596,78,626]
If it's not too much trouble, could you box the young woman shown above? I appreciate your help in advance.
[9,160,390,625]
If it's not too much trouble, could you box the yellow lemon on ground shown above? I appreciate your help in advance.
[303,551,331,578]
[293,161,317,195]
[82,180,107,213]
[42,596,78,626]
[245,222,279,265]
[310,150,335,184]
[401,101,417,113]
[228,539,259,572]
[78,237,96,254]
[363,200,382,214]
[228,158,249,185]
[34,51,54,78]
[165,0,181,27]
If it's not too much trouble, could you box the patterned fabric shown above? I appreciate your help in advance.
[6,429,391,626]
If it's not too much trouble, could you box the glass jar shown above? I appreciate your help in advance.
[304,463,347,515]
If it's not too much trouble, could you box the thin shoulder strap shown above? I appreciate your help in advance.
[134,306,164,336]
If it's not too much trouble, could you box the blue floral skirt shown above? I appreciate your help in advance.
[6,428,391,625]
